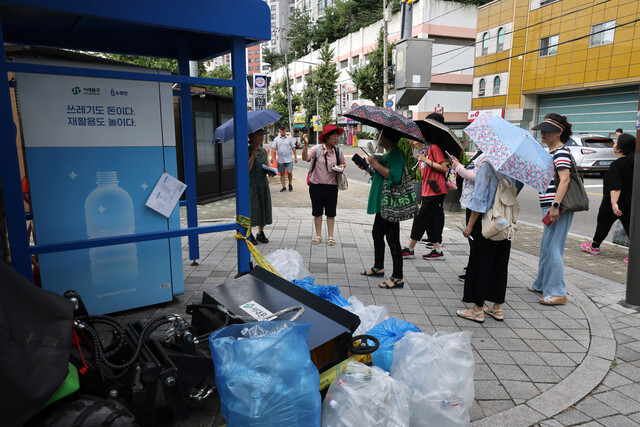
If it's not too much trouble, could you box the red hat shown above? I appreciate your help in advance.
[318,124,344,142]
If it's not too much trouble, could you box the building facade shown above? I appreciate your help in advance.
[472,0,640,134]
[271,0,478,129]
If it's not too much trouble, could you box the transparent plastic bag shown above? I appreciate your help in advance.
[209,321,321,426]
[322,361,411,427]
[292,276,349,307]
[266,248,311,281]
[344,296,390,336]
[391,331,474,427]
[367,318,421,372]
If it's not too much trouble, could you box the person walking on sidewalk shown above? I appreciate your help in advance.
[272,124,297,192]
[456,157,514,323]
[401,114,449,260]
[248,129,272,244]
[581,133,635,263]
[528,114,574,305]
[357,127,406,289]
[302,124,346,246]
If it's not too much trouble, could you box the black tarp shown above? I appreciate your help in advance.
[0,261,74,426]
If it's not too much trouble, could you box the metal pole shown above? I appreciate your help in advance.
[621,91,640,309]
[282,27,294,135]
[382,0,388,106]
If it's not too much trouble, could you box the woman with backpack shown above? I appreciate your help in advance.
[527,114,574,305]
[301,124,347,246]
[456,158,516,323]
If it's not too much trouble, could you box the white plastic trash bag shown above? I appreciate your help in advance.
[391,331,475,427]
[322,361,411,427]
[344,296,390,336]
[266,248,311,281]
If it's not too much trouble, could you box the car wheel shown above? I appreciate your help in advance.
[26,395,137,427]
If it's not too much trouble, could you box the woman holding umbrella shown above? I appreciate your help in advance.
[528,113,574,305]
[248,129,273,244]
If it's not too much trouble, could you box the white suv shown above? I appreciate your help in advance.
[564,134,615,177]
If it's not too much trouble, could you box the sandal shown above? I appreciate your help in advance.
[378,277,404,289]
[361,267,385,277]
[328,237,336,246]
[456,307,484,323]
[539,295,567,305]
[311,236,321,245]
[527,286,542,294]
[483,306,504,321]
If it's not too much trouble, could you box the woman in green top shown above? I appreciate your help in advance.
[358,128,406,289]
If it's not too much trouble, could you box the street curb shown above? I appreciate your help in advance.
[471,248,615,426]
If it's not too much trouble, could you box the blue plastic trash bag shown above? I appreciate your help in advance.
[209,321,321,426]
[367,318,421,372]
[292,276,349,307]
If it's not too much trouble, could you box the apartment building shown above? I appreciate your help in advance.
[471,0,640,134]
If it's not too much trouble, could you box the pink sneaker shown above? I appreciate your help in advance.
[581,242,600,255]
[624,257,629,263]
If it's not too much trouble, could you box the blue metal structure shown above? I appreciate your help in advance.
[0,1,270,281]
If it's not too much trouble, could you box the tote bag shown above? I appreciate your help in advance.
[554,156,589,213]
[381,163,419,223]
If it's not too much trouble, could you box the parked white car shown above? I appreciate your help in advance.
[565,134,616,177]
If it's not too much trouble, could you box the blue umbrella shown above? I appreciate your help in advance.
[213,108,282,143]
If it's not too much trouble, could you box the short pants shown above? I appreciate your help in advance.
[277,162,293,173]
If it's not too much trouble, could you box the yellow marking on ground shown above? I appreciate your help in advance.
[587,192,603,196]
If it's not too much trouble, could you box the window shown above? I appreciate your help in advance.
[478,79,485,96]
[493,76,501,95]
[248,66,253,71]
[340,59,348,69]
[539,35,559,57]
[248,58,253,63]
[590,20,615,46]
[497,28,505,51]
[482,32,489,55]
[352,56,359,65]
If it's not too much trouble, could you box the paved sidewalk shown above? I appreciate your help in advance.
[112,170,640,426]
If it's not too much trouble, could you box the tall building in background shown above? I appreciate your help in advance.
[295,0,338,22]
[267,0,296,53]
[471,0,640,134]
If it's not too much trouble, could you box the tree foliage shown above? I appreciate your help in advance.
[262,47,285,69]
[288,10,313,59]
[314,42,340,128]
[348,29,394,107]
[268,80,301,129]
[301,66,318,134]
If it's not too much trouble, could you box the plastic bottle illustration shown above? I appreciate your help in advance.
[85,171,138,285]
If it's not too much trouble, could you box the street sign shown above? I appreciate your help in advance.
[253,74,267,110]
[386,99,393,108]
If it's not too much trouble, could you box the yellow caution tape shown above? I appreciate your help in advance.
[318,353,373,391]
[235,215,281,277]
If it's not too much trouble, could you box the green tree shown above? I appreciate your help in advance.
[315,42,340,128]
[288,10,313,60]
[301,66,318,138]
[312,7,347,50]
[202,65,233,96]
[262,47,285,69]
[268,80,301,129]
[348,29,394,107]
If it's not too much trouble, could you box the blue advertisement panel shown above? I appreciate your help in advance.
[17,60,183,314]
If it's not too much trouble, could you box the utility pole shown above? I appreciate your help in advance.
[281,25,294,136]
[382,0,389,105]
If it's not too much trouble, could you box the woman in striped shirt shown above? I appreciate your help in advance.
[528,114,573,305]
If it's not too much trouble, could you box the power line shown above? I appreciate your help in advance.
[432,0,612,59]
[432,16,640,77]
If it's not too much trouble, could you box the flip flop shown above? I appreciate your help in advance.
[527,286,542,294]
[378,277,404,289]
[361,267,384,277]
[539,296,567,305]
[327,237,336,246]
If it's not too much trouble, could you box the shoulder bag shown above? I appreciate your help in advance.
[554,155,589,213]
[334,147,348,190]
[381,158,419,223]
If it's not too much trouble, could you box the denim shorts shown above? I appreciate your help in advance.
[277,162,293,173]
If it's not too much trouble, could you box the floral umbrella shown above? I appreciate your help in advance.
[342,105,425,142]
[464,115,554,193]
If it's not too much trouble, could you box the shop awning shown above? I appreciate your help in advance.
[293,124,306,129]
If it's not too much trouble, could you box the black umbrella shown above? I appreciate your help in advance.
[342,105,425,142]
[415,118,463,159]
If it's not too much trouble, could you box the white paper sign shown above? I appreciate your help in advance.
[239,300,274,321]
[412,75,421,84]
[145,173,187,218]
